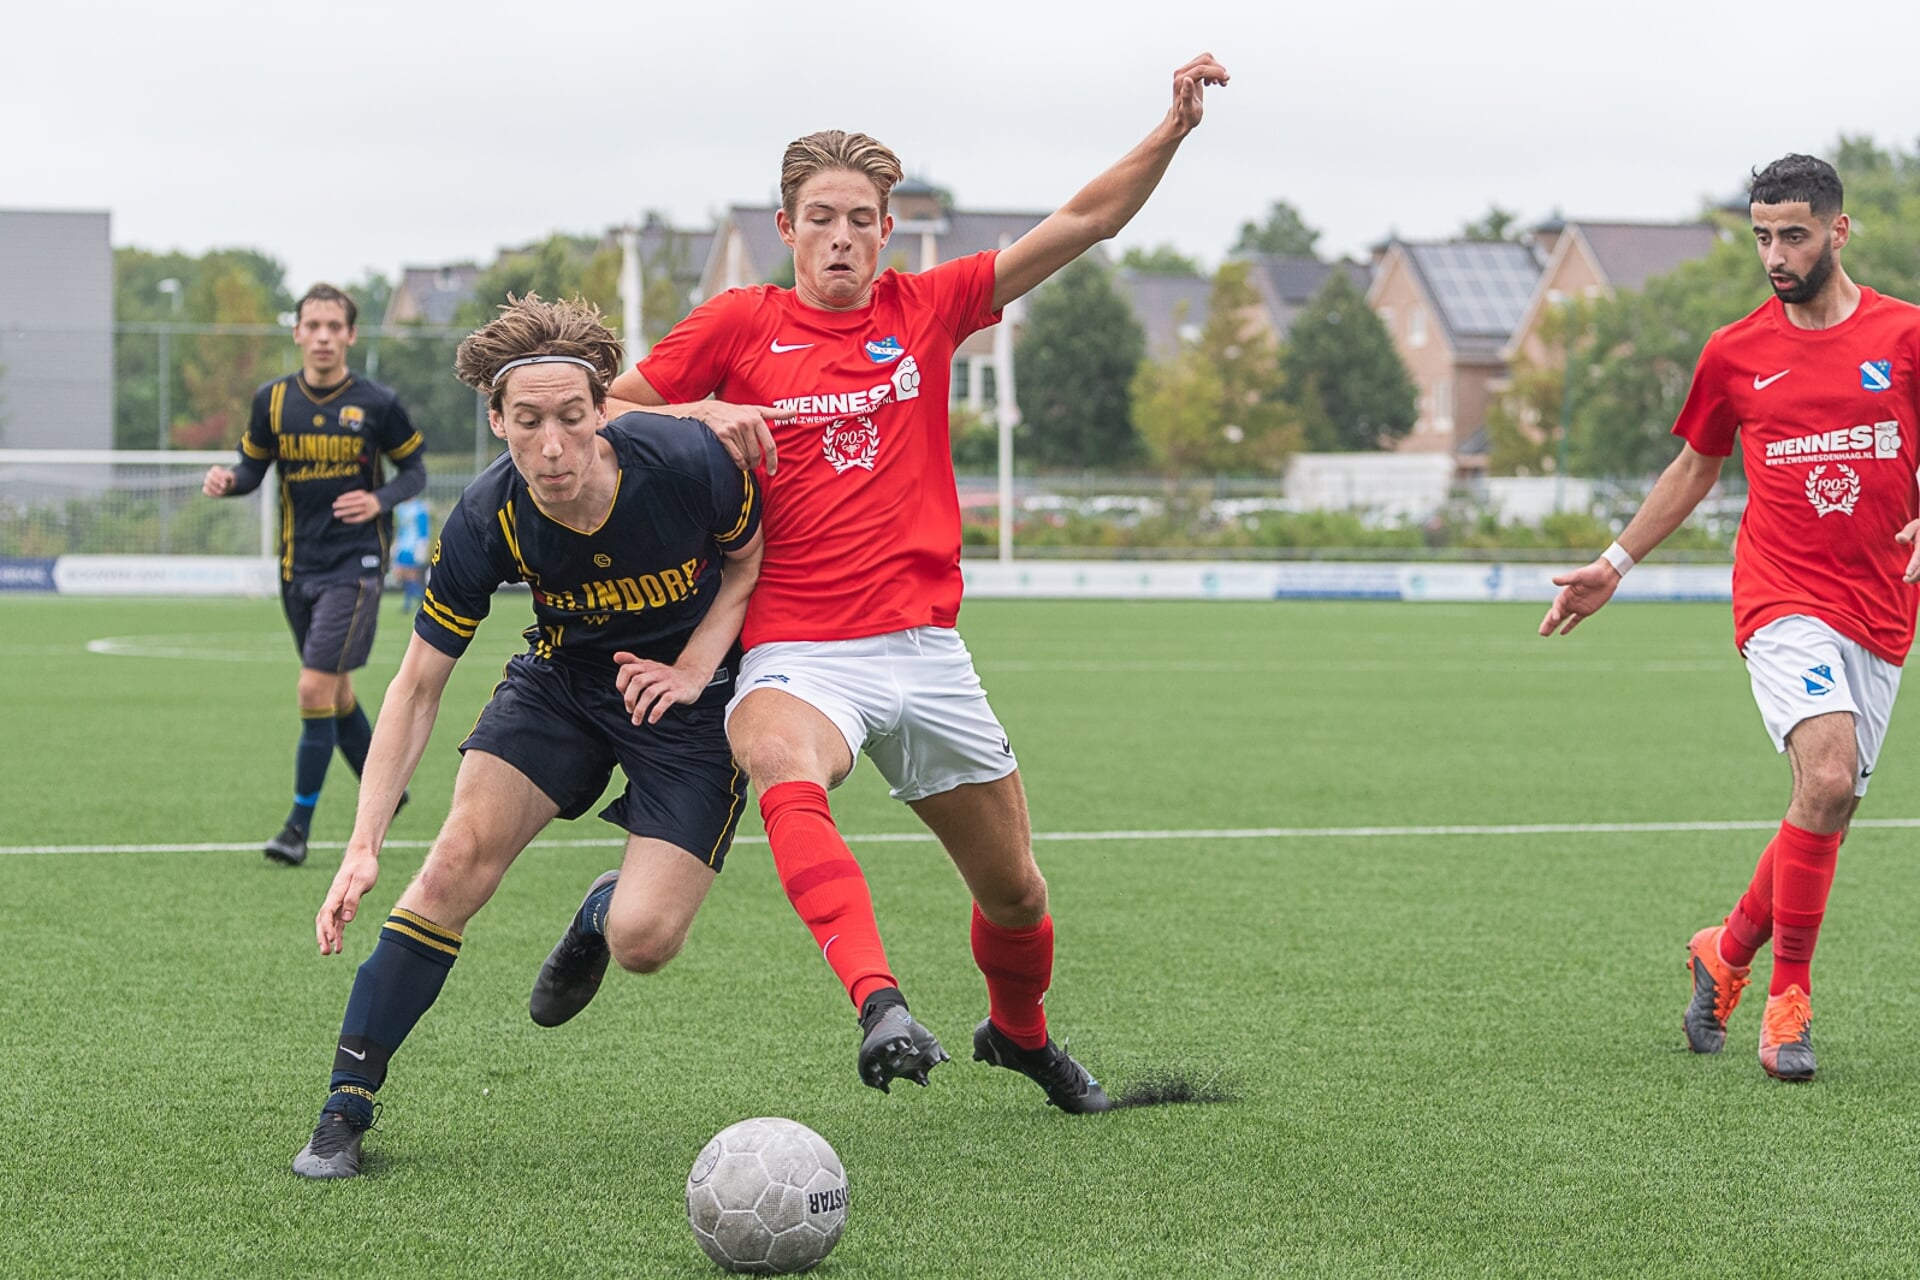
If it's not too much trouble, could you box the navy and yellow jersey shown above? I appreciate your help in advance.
[228,372,428,583]
[417,413,760,674]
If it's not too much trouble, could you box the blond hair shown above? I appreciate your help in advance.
[780,130,904,219]
[453,294,625,412]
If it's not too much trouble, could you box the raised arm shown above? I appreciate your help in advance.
[992,52,1229,312]
[316,633,458,954]
[1538,442,1725,637]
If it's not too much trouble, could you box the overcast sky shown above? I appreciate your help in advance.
[9,0,1920,296]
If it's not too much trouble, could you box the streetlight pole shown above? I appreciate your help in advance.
[156,278,182,449]
[1555,338,1576,513]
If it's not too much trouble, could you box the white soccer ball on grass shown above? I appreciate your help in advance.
[686,1116,848,1274]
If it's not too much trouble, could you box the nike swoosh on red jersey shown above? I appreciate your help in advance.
[770,341,814,354]
[1753,369,1791,390]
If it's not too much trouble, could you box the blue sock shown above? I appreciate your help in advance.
[574,873,620,938]
[335,701,374,778]
[403,581,425,614]
[325,909,463,1127]
[288,715,336,834]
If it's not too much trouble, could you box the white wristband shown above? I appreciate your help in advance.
[1601,541,1635,577]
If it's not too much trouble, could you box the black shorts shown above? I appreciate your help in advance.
[283,576,382,673]
[461,654,747,870]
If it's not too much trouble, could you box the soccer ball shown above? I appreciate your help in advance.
[685,1117,848,1274]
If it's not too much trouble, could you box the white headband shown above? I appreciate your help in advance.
[490,354,601,386]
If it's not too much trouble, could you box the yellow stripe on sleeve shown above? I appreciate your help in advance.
[387,432,425,461]
[718,478,756,544]
[420,594,477,638]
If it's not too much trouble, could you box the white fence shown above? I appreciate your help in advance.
[960,560,1730,603]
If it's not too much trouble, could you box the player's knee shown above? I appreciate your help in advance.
[409,828,499,912]
[1790,784,1855,835]
[735,728,826,788]
[606,919,684,975]
[409,845,474,903]
[977,867,1049,927]
[1800,760,1857,812]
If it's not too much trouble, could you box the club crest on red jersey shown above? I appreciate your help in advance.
[822,415,880,473]
[1805,464,1860,517]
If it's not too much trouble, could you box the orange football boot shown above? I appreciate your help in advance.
[1682,924,1750,1054]
[1759,985,1815,1082]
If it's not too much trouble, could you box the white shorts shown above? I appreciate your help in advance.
[728,626,1018,802]
[1742,614,1902,797]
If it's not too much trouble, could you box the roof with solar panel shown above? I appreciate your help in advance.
[1401,241,1544,356]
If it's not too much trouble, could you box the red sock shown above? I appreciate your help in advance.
[1720,841,1776,967]
[1770,821,1841,995]
[759,781,896,1010]
[971,904,1052,1050]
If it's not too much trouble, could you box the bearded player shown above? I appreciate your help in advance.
[1540,154,1920,1082]
[587,54,1228,1112]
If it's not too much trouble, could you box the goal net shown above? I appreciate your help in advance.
[0,449,276,559]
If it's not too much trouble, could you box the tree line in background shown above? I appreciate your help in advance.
[113,226,690,462]
[998,198,1419,476]
[110,136,1920,482]
[1490,137,1920,480]
[112,198,1419,476]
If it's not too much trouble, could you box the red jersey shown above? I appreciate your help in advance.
[639,251,1001,648]
[1673,286,1920,663]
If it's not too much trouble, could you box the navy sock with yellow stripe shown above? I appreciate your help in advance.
[334,700,374,778]
[325,909,463,1127]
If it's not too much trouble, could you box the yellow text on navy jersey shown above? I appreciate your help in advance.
[277,434,367,463]
[535,557,703,615]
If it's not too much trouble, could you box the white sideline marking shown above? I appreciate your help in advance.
[86,634,292,662]
[987,658,1731,674]
[73,634,1733,674]
[11,817,1920,857]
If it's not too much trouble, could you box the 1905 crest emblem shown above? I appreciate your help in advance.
[822,416,880,474]
[1806,463,1860,516]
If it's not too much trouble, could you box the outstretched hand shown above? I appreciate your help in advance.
[1899,519,1920,582]
[1168,53,1230,135]
[1538,561,1623,637]
[317,844,381,955]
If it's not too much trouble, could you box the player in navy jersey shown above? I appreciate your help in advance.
[204,283,428,867]
[289,295,762,1179]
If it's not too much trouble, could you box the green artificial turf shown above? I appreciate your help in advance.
[5,596,1920,1277]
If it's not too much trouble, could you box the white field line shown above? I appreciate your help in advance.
[74,635,1735,674]
[10,817,1920,857]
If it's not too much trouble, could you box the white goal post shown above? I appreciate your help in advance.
[0,448,279,558]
